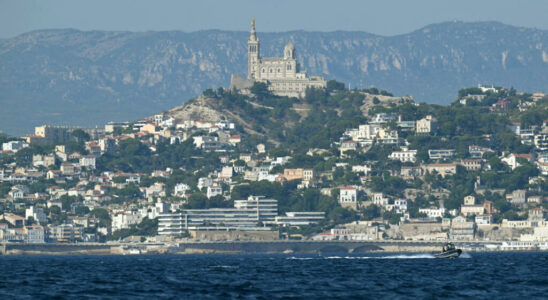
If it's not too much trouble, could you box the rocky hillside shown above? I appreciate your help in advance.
[1,21,548,135]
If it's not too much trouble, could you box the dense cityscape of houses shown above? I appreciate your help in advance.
[1,86,547,248]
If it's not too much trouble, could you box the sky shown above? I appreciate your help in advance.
[1,0,548,38]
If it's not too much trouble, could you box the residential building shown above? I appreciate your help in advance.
[60,163,76,175]
[207,186,223,199]
[459,159,483,171]
[219,167,233,179]
[24,225,45,243]
[371,113,398,124]
[416,115,437,134]
[2,140,26,151]
[502,153,534,170]
[400,166,423,178]
[506,190,526,206]
[25,206,47,224]
[377,128,399,144]
[389,148,417,163]
[529,208,546,222]
[146,182,166,198]
[428,149,456,160]
[339,186,358,208]
[32,154,55,167]
[424,163,457,177]
[534,134,548,150]
[468,145,493,159]
[197,177,213,190]
[34,125,71,144]
[450,216,475,240]
[2,213,25,227]
[357,124,381,140]
[79,155,96,169]
[475,214,493,226]
[158,195,280,234]
[464,195,476,206]
[303,169,315,181]
[372,193,389,206]
[339,140,358,155]
[111,212,143,232]
[283,168,304,181]
[461,205,485,217]
[48,224,84,242]
[394,199,408,214]
[419,208,446,219]
[274,212,325,226]
[173,183,190,196]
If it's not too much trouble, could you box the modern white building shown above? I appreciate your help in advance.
[274,212,325,226]
[428,149,456,160]
[2,140,26,151]
[206,185,223,199]
[174,183,191,196]
[419,208,446,219]
[25,206,47,224]
[79,155,96,169]
[389,148,417,163]
[158,196,280,235]
[339,186,358,204]
[111,212,143,232]
[48,224,84,242]
[394,199,408,214]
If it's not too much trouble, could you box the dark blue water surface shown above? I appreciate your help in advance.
[1,252,548,298]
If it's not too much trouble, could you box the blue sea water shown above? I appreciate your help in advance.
[1,252,547,299]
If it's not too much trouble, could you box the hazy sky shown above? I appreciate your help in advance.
[1,0,548,38]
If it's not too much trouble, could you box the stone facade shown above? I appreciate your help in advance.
[231,18,326,98]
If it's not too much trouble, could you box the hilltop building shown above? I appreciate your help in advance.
[231,18,326,98]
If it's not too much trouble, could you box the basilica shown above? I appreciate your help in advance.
[230,18,326,98]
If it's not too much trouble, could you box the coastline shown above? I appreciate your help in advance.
[1,240,546,256]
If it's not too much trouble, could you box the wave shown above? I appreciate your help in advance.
[288,253,472,260]
[288,254,436,260]
[208,265,238,269]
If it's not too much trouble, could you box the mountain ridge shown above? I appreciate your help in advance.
[1,21,548,135]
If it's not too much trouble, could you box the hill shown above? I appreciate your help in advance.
[1,21,548,135]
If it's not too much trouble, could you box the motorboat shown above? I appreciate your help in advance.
[434,242,462,258]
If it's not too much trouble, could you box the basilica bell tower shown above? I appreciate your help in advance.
[247,17,260,80]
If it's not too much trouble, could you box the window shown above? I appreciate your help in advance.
[277,68,280,73]
[287,64,291,70]
[262,68,265,73]
[269,68,273,73]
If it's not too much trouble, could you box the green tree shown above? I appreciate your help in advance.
[250,82,271,100]
[361,204,381,220]
[75,205,90,216]
[326,80,345,93]
[71,129,90,143]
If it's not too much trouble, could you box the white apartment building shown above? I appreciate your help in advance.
[207,185,223,199]
[419,208,446,219]
[111,212,143,232]
[389,148,417,163]
[428,149,456,160]
[339,186,358,204]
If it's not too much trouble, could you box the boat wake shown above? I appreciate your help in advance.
[288,254,437,260]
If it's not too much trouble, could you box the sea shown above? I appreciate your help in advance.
[1,252,547,299]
